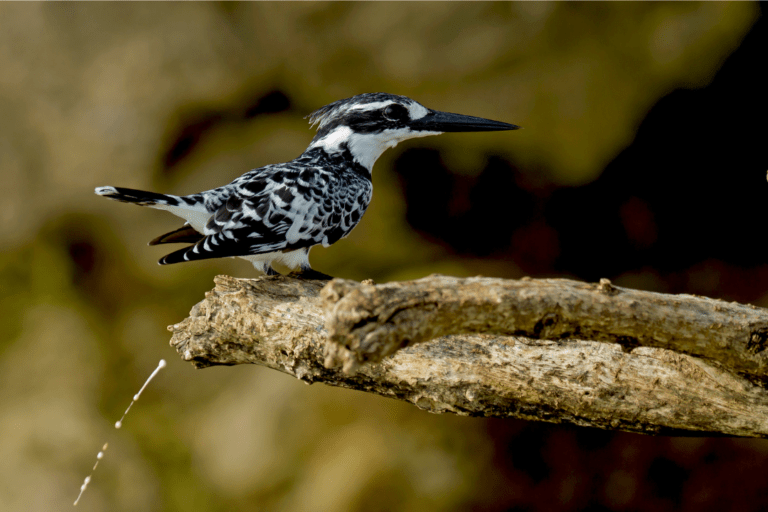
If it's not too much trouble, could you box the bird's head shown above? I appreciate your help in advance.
[306,93,518,171]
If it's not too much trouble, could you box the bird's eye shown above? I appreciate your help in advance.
[383,104,407,121]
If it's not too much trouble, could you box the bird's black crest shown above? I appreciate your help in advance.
[306,92,413,131]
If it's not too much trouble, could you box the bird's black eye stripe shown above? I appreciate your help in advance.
[383,104,408,121]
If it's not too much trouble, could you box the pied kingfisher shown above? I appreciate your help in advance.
[96,92,518,278]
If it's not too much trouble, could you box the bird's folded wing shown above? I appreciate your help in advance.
[159,167,370,265]
[159,177,328,265]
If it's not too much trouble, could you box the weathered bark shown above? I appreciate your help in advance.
[322,276,768,377]
[169,274,768,438]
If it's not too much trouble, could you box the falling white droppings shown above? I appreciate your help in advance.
[114,359,166,429]
[75,359,167,506]
[74,443,108,506]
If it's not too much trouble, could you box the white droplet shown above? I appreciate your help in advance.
[75,361,166,505]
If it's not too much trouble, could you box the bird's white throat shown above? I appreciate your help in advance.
[310,125,440,171]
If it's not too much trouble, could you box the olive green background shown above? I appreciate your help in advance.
[0,3,763,511]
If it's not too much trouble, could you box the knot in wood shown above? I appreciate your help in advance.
[597,278,618,295]
[747,327,768,355]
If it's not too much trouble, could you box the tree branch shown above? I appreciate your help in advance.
[322,276,768,377]
[168,274,768,438]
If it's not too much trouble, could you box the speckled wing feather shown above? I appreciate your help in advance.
[159,162,372,265]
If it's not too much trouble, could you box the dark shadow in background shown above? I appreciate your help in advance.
[394,8,768,512]
[395,9,768,304]
[160,89,291,173]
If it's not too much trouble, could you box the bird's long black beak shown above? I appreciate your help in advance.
[412,109,520,132]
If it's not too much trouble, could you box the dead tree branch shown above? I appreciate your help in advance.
[169,274,768,438]
[322,276,768,376]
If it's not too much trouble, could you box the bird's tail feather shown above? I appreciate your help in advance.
[95,186,185,207]
[148,225,204,246]
[158,234,245,266]
[158,246,193,265]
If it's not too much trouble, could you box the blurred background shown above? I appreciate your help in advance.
[2,2,768,511]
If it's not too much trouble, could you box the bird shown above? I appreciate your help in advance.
[95,92,519,279]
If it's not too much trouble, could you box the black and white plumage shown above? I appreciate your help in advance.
[96,93,518,277]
